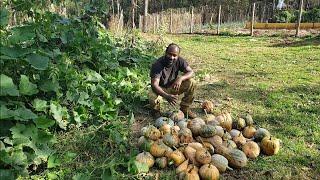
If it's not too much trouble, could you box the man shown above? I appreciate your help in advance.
[149,43,197,119]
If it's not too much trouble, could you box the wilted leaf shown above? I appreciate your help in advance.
[50,102,69,130]
[19,75,39,95]
[0,74,19,96]
[25,53,49,70]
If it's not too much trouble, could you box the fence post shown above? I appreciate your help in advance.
[217,5,221,35]
[190,7,194,34]
[251,3,256,36]
[296,0,304,37]
[153,15,156,33]
[143,0,148,32]
[156,14,159,31]
[170,9,173,34]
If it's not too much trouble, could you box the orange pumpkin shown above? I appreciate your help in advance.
[261,136,280,156]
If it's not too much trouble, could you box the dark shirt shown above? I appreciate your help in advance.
[150,56,189,88]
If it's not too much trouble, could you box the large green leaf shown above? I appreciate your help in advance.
[13,106,38,121]
[19,75,39,95]
[131,161,149,174]
[0,169,15,180]
[0,7,9,28]
[50,102,69,130]
[8,25,35,44]
[32,99,47,112]
[0,74,19,96]
[25,53,49,70]
[39,78,60,92]
[0,46,33,58]
[33,116,55,129]
[0,149,28,166]
[47,154,61,168]
[0,105,14,119]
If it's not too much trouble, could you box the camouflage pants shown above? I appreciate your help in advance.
[148,78,196,111]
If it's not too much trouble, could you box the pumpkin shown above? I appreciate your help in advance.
[136,152,155,168]
[173,125,181,132]
[138,136,153,152]
[202,142,215,155]
[242,141,260,159]
[215,145,248,169]
[211,154,232,173]
[155,157,168,169]
[140,126,148,136]
[229,129,241,138]
[215,126,224,137]
[195,148,212,165]
[170,110,185,122]
[207,119,220,126]
[177,120,188,129]
[144,125,161,140]
[176,159,189,174]
[261,136,280,156]
[199,164,220,180]
[150,140,169,157]
[222,140,237,149]
[245,114,254,126]
[187,118,206,136]
[159,124,171,135]
[199,124,217,138]
[254,128,271,142]
[187,142,203,150]
[179,128,194,144]
[196,136,222,148]
[202,100,214,113]
[215,114,233,131]
[164,146,173,158]
[232,118,246,130]
[184,146,201,167]
[233,133,246,148]
[155,116,174,128]
[222,131,232,141]
[203,114,216,123]
[163,130,180,148]
[169,149,186,166]
[243,126,256,139]
[180,165,200,180]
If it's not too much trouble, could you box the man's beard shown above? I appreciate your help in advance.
[163,57,174,67]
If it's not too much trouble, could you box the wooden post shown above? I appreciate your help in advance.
[217,5,221,35]
[131,0,136,29]
[143,0,148,32]
[251,3,256,36]
[156,14,159,30]
[210,13,214,24]
[153,15,156,33]
[170,9,173,34]
[190,7,194,34]
[296,0,304,37]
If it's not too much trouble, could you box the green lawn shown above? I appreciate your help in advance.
[167,34,320,179]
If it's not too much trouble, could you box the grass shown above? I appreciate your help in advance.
[168,34,320,179]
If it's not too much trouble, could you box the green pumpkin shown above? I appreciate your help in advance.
[254,128,271,142]
[232,118,246,130]
[199,124,217,138]
[155,117,174,128]
[245,114,254,126]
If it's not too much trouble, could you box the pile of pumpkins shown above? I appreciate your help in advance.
[135,100,281,180]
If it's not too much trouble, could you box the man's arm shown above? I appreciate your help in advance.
[151,78,178,105]
[172,66,194,91]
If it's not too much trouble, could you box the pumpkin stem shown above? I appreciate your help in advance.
[226,166,233,171]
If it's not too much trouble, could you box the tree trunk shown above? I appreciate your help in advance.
[143,0,148,32]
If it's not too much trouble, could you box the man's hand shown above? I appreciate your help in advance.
[165,94,178,106]
[172,78,182,91]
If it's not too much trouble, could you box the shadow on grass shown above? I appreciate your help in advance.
[270,35,320,47]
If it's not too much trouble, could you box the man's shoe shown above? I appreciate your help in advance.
[180,107,197,119]
[151,109,162,119]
